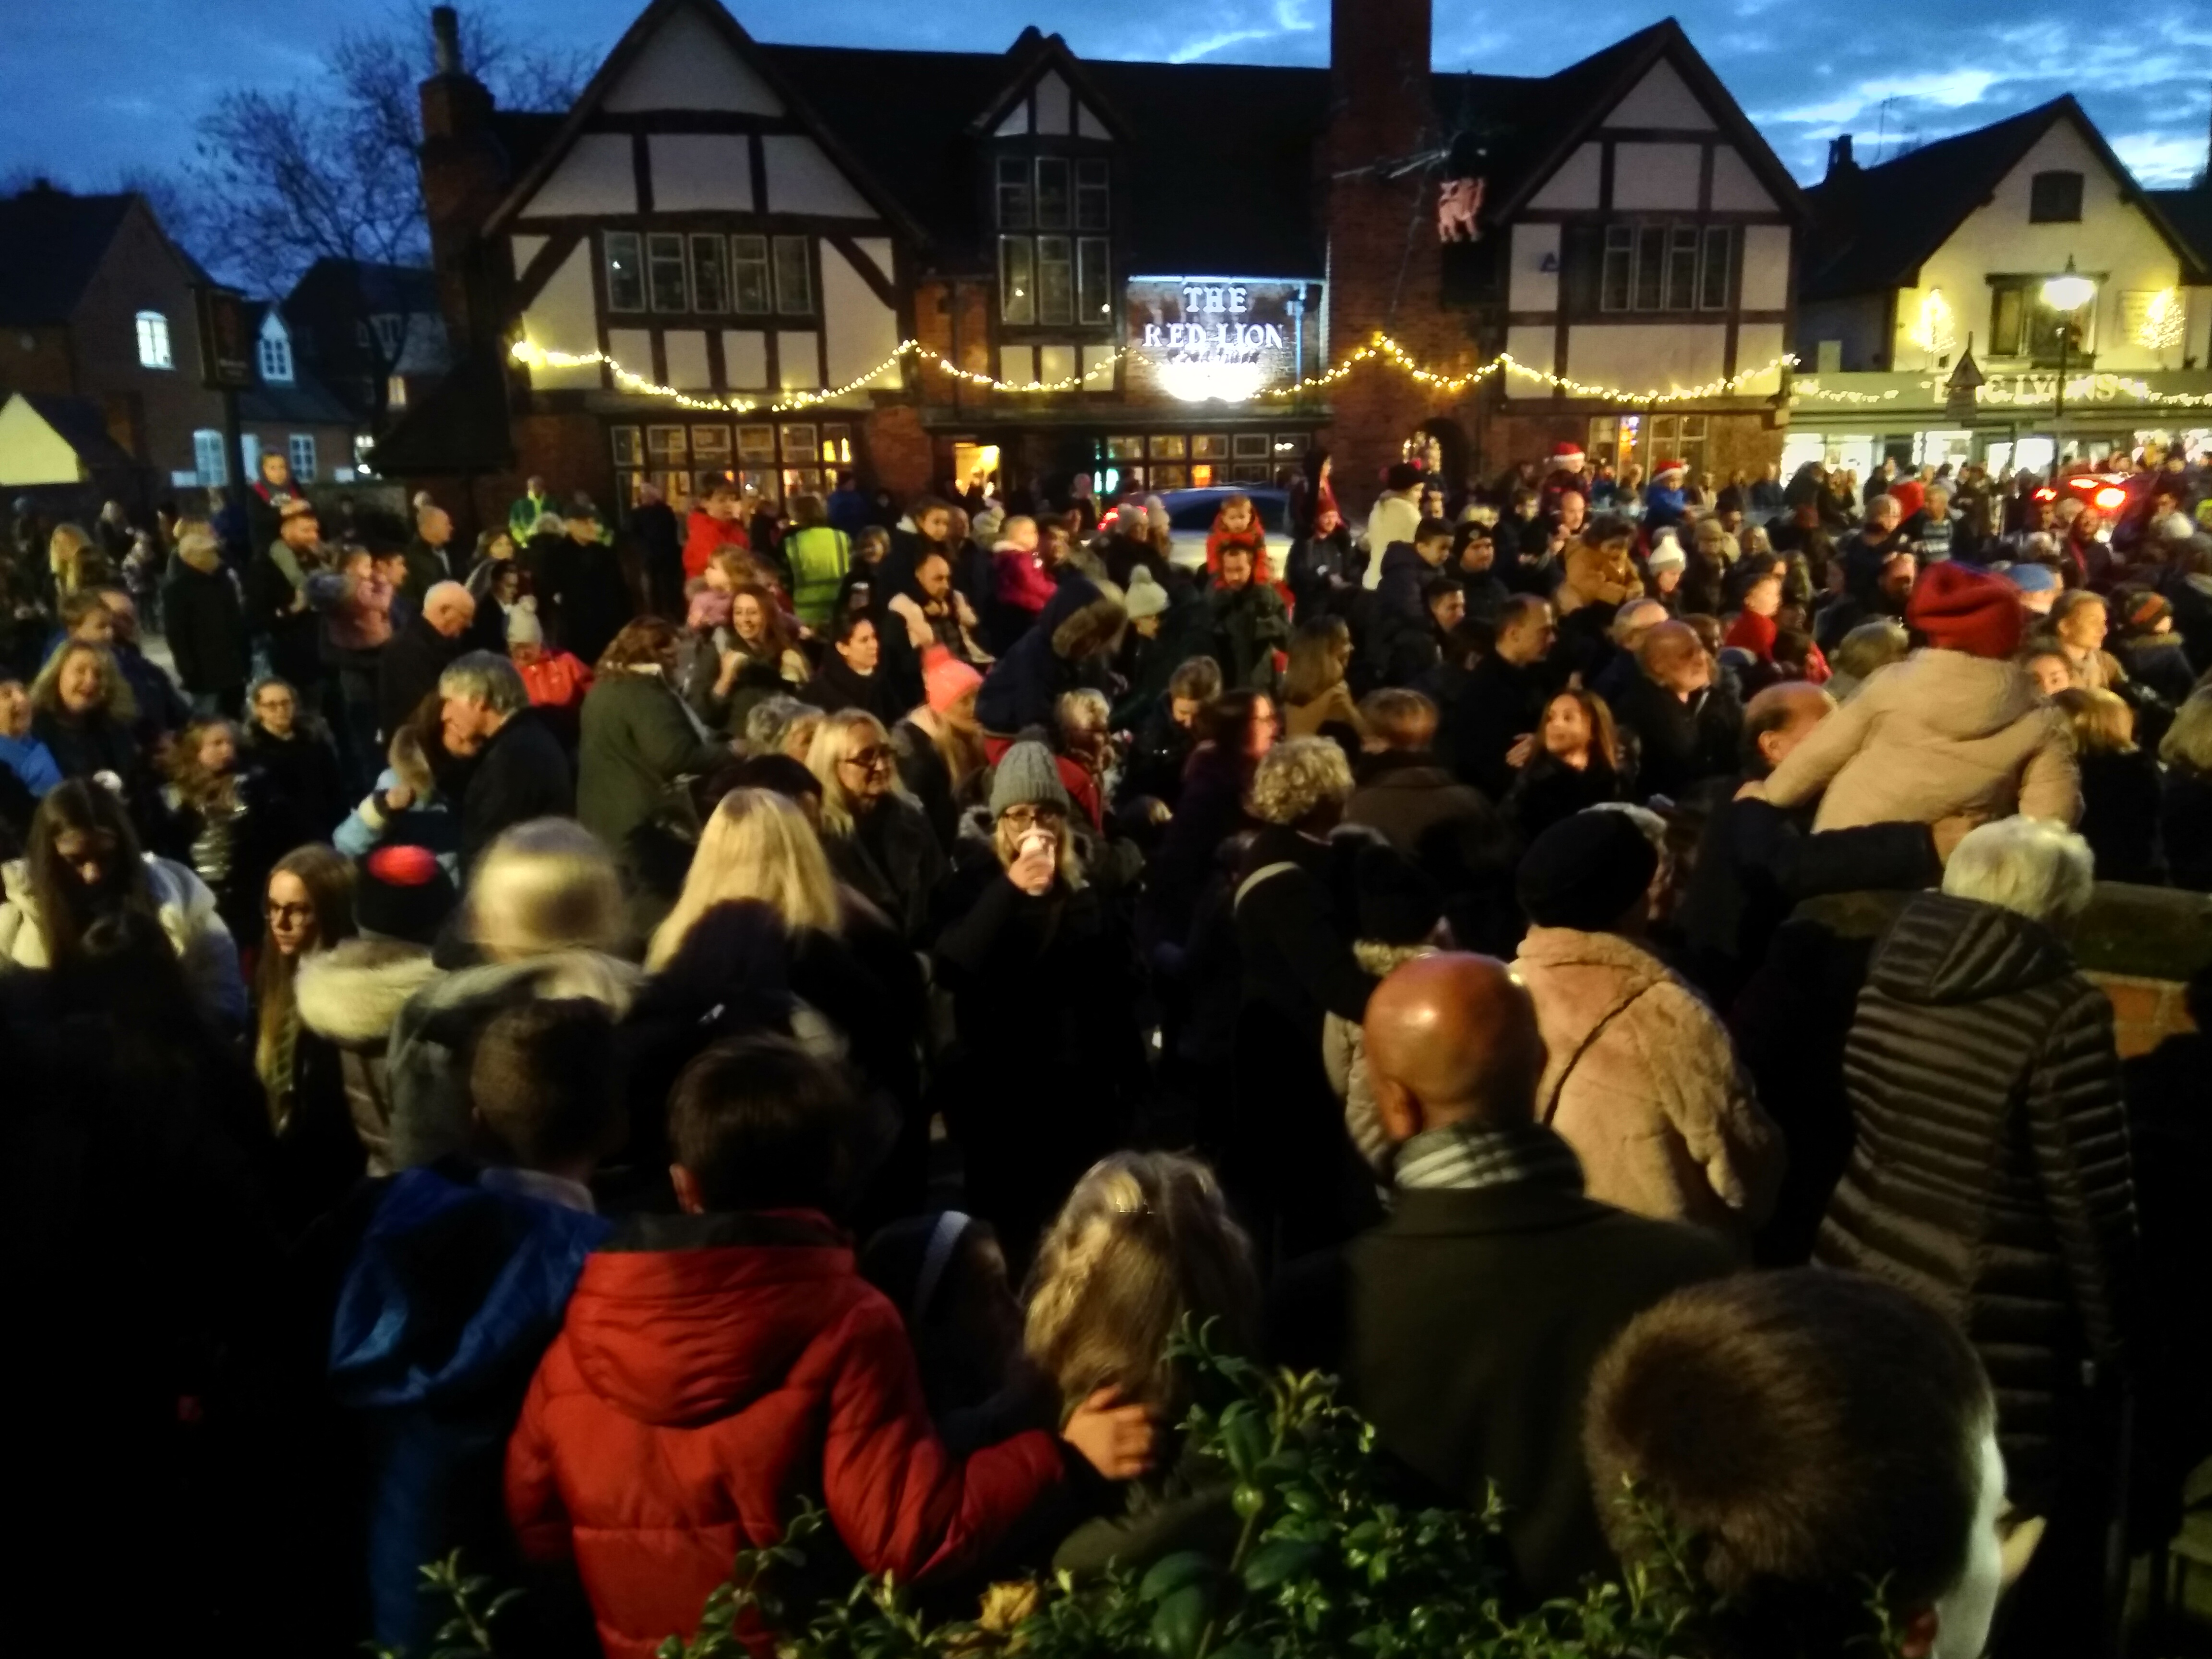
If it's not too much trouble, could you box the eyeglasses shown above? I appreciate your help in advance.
[841,746,892,771]
[999,804,1065,830]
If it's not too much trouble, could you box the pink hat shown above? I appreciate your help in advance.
[922,644,982,712]
[687,588,732,631]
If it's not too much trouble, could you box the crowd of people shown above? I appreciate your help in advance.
[1,430,2208,1659]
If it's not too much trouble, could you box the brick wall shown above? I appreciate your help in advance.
[1708,412,1784,482]
[73,203,225,484]
[0,325,74,399]
[865,402,934,500]
[2087,973,2200,1060]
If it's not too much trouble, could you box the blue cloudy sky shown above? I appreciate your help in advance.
[6,0,2209,190]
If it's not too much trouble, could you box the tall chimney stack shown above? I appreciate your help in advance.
[431,5,462,76]
[1827,133,1855,178]
[418,5,508,360]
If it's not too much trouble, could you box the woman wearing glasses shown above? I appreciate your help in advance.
[932,741,1145,1268]
[805,709,946,942]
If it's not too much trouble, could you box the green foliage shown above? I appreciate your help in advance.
[408,1321,1902,1659]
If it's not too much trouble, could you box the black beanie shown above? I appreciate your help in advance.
[1517,809,1658,931]
[1354,844,1443,945]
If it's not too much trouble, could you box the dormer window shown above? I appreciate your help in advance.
[2029,171,2083,224]
[258,315,294,384]
[135,310,172,369]
[997,155,1110,327]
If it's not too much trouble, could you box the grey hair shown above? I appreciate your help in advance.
[437,650,529,716]
[1056,687,1110,737]
[744,693,812,757]
[1941,817,2095,927]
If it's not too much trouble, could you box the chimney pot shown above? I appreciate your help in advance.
[432,6,462,76]
[1828,134,1854,174]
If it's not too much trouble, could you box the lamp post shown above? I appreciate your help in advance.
[2042,256,2095,469]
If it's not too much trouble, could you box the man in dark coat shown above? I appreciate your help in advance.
[1446,595,1558,798]
[1609,620,1740,802]
[1271,953,1733,1604]
[437,652,575,871]
[976,577,1126,737]
[628,482,684,618]
[399,503,458,607]
[160,527,250,719]
[1207,543,1289,693]
[246,496,331,697]
[378,582,477,742]
[1360,520,1451,688]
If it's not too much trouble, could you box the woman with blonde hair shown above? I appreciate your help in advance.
[48,522,100,598]
[30,640,151,827]
[1279,614,1369,743]
[806,707,945,940]
[2053,685,2162,884]
[1023,1151,1262,1574]
[384,817,641,1169]
[648,787,842,968]
[933,742,1144,1262]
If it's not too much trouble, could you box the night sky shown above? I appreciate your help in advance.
[7,0,2209,196]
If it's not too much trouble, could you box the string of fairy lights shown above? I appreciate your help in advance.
[508,331,2212,413]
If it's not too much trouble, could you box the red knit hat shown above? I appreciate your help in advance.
[1907,562,2024,659]
[921,644,982,713]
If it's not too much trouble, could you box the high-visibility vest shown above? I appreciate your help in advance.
[786,525,852,626]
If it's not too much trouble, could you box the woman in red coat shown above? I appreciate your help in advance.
[505,1034,1153,1659]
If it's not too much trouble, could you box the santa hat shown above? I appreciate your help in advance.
[1653,458,1688,481]
[1908,563,2024,660]
[1551,440,1586,469]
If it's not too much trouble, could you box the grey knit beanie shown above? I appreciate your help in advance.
[989,741,1072,816]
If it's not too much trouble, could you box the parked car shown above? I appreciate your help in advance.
[2033,472,2132,517]
[1155,486,1291,572]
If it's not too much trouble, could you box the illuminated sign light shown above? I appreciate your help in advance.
[1127,279,1304,404]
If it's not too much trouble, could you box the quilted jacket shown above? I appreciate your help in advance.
[1815,892,2137,1504]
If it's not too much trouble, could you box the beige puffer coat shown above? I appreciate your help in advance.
[1512,925,1781,1246]
[1761,649,2079,832]
[294,938,443,1175]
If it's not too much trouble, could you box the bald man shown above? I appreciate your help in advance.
[402,502,456,604]
[1676,682,1943,1263]
[379,578,480,740]
[1269,952,1733,1603]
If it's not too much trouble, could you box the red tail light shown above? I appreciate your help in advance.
[2093,486,2126,511]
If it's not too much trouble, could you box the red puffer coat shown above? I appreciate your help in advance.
[506,1211,1067,1659]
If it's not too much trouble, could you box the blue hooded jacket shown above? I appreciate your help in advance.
[976,576,1123,735]
[329,1165,610,1651]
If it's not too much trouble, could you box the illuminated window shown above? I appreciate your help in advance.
[1078,238,1111,322]
[1000,239,1035,326]
[134,310,172,369]
[1989,276,2098,361]
[1037,237,1073,326]
[386,375,408,408]
[288,433,318,481]
[604,232,645,312]
[258,316,293,384]
[192,429,227,486]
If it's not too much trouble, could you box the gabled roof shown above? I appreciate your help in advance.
[2147,185,2212,275]
[1462,20,1810,229]
[287,258,441,316]
[484,0,927,247]
[964,27,1130,143]
[234,301,361,427]
[1803,96,2209,300]
[11,393,139,471]
[0,188,136,326]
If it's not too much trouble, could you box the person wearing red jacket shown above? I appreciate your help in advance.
[1203,494,1274,585]
[684,478,752,579]
[505,1035,1154,1659]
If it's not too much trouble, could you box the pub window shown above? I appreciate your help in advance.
[1232,433,1271,460]
[1647,413,1708,476]
[646,232,688,312]
[1077,237,1111,322]
[2029,171,2083,224]
[605,232,645,312]
[1075,159,1110,231]
[1988,276,2098,361]
[646,425,688,464]
[773,236,813,316]
[997,156,1033,229]
[1700,226,1732,310]
[1037,236,1074,326]
[731,236,771,315]
[1594,222,1737,314]
[1104,435,1145,460]
[1001,237,1036,325]
[1035,157,1070,230]
[690,425,732,468]
[736,425,777,463]
[689,235,729,313]
[820,421,855,466]
[610,426,643,468]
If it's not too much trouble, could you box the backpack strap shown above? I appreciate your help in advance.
[1536,987,1649,1126]
[1233,861,1303,913]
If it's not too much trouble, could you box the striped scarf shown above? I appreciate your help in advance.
[1394,1121,1584,1195]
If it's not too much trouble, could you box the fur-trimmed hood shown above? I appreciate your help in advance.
[1045,577,1127,662]
[295,938,441,1049]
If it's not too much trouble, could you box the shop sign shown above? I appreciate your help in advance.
[1126,278,1307,403]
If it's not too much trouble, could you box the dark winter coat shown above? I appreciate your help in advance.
[244,722,348,836]
[823,794,946,943]
[1269,1178,1735,1602]
[1609,673,1741,802]
[245,543,325,689]
[1344,752,1516,949]
[2163,769,2212,892]
[933,824,1146,1256]
[1447,653,1555,799]
[2074,748,2166,886]
[1361,543,1431,670]
[1677,789,1938,1008]
[397,537,454,607]
[804,653,905,725]
[162,559,250,695]
[457,709,575,872]
[577,670,726,856]
[1208,579,1289,692]
[376,614,468,743]
[1815,892,2137,1506]
[976,578,1124,736]
[1502,754,1621,848]
[505,1210,1069,1659]
[330,1165,609,1653]
[1286,526,1360,617]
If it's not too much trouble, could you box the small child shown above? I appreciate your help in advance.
[1204,493,1273,585]
[506,1035,1155,1659]
[993,514,1054,617]
[329,998,627,1655]
[861,1211,1025,1452]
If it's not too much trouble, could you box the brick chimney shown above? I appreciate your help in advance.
[1825,134,1857,179]
[1322,0,1457,498]
[419,5,510,360]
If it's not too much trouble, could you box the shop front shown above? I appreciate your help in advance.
[607,412,865,510]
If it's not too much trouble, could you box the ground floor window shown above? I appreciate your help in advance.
[193,430,228,487]
[1587,412,1707,477]
[1092,429,1309,492]
[611,418,859,510]
[288,433,318,482]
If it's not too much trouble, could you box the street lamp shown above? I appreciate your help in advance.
[2042,256,2095,466]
